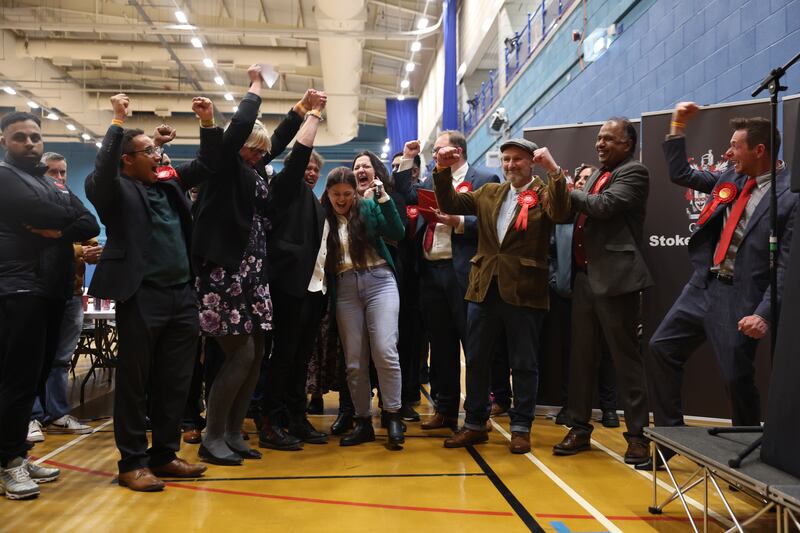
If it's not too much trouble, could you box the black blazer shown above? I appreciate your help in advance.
[570,156,654,297]
[85,124,223,301]
[191,93,304,271]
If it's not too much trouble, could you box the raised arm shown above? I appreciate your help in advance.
[85,93,128,213]
[662,102,720,193]
[222,65,264,154]
[260,89,323,166]
[174,97,224,190]
[431,146,477,216]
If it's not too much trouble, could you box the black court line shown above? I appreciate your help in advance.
[466,446,545,533]
[166,472,488,483]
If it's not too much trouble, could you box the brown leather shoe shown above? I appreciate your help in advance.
[182,428,201,444]
[490,403,508,417]
[118,468,165,492]
[151,458,207,478]
[421,413,458,431]
[624,441,650,464]
[510,431,531,454]
[552,428,591,456]
[443,427,489,448]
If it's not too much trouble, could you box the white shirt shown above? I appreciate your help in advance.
[336,214,387,274]
[496,177,535,244]
[307,219,329,294]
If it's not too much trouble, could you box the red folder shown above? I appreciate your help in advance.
[417,188,439,224]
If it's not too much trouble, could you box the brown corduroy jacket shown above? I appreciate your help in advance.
[433,167,571,309]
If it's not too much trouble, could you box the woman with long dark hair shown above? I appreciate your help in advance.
[321,167,406,449]
[191,65,325,464]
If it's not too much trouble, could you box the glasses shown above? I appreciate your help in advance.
[125,146,163,157]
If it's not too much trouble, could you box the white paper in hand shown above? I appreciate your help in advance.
[259,64,279,88]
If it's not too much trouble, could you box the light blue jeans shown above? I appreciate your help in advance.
[335,266,401,417]
[31,295,84,423]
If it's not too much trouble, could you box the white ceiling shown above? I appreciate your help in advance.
[0,0,442,145]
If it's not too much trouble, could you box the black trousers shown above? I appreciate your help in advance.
[0,294,64,465]
[567,272,648,441]
[398,269,423,405]
[420,259,466,418]
[114,282,198,473]
[263,288,325,423]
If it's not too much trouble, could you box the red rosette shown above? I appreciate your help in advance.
[156,165,179,182]
[456,182,472,193]
[696,182,737,227]
[406,205,419,220]
[514,189,540,231]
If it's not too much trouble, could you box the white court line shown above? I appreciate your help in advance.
[587,432,734,528]
[33,419,114,465]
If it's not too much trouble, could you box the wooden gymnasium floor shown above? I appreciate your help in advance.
[2,358,779,532]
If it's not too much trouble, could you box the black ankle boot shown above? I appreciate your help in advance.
[258,416,304,451]
[331,412,354,435]
[385,412,405,450]
[307,395,324,415]
[340,417,376,446]
[289,418,328,444]
[380,411,406,431]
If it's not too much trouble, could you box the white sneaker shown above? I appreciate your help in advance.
[27,420,45,443]
[47,415,92,435]
[0,458,40,500]
[24,459,60,484]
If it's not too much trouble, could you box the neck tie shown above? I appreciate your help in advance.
[713,177,757,266]
[423,222,436,252]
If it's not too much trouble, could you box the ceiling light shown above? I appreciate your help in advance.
[66,124,76,131]
[81,133,91,140]
[191,37,203,48]
[214,76,224,85]
[416,17,429,30]
[95,142,102,148]
[224,93,234,101]
[232,106,239,113]
[46,112,59,120]
[384,138,390,144]
[2,86,16,95]
[27,101,40,109]
[203,58,214,68]
[405,62,415,72]
[381,152,388,159]
[397,95,405,101]
[410,41,421,52]
[175,10,188,24]
[400,79,410,89]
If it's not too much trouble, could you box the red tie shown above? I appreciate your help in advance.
[423,223,436,252]
[713,178,757,266]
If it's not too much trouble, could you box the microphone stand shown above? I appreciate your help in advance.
[708,51,800,468]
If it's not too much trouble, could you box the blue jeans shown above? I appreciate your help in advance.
[31,295,84,423]
[335,266,401,417]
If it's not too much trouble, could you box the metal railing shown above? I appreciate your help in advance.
[463,0,574,134]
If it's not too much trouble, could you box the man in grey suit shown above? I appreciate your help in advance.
[552,117,653,464]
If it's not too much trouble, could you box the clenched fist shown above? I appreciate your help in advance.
[403,140,421,160]
[191,97,214,122]
[153,124,177,146]
[532,147,559,173]
[110,94,130,122]
[435,146,460,168]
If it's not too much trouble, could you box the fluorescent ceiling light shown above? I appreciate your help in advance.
[405,62,415,72]
[66,124,76,131]
[175,10,188,24]
[81,133,91,140]
[384,138,390,144]
[191,37,202,48]
[95,142,102,148]
[416,18,429,29]
[27,101,40,109]
[46,112,59,120]
[410,41,421,52]
[202,58,214,68]
[397,94,405,101]
[214,76,224,85]
[380,152,388,159]
[400,79,410,89]
[224,93,234,101]
[232,106,239,113]
[2,86,16,95]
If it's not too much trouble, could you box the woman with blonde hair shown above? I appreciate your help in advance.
[191,64,326,464]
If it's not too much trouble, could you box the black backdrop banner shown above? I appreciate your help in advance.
[640,99,770,419]
[783,93,800,191]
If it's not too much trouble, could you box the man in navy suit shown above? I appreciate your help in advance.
[394,131,500,431]
[640,103,797,469]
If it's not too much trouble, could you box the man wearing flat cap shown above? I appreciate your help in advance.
[551,117,653,464]
[433,138,570,454]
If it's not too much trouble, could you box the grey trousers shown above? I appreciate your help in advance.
[335,266,401,417]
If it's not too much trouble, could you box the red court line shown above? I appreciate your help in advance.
[42,458,513,517]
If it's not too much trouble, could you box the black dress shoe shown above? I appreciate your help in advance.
[635,449,675,471]
[258,424,304,451]
[228,446,263,459]
[385,412,405,450]
[331,412,354,435]
[340,417,376,446]
[307,395,324,415]
[380,411,406,431]
[601,410,620,428]
[399,404,420,422]
[198,444,243,466]
[289,418,328,444]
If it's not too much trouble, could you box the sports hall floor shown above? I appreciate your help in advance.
[2,359,778,532]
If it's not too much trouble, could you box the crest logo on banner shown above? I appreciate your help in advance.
[684,149,730,232]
